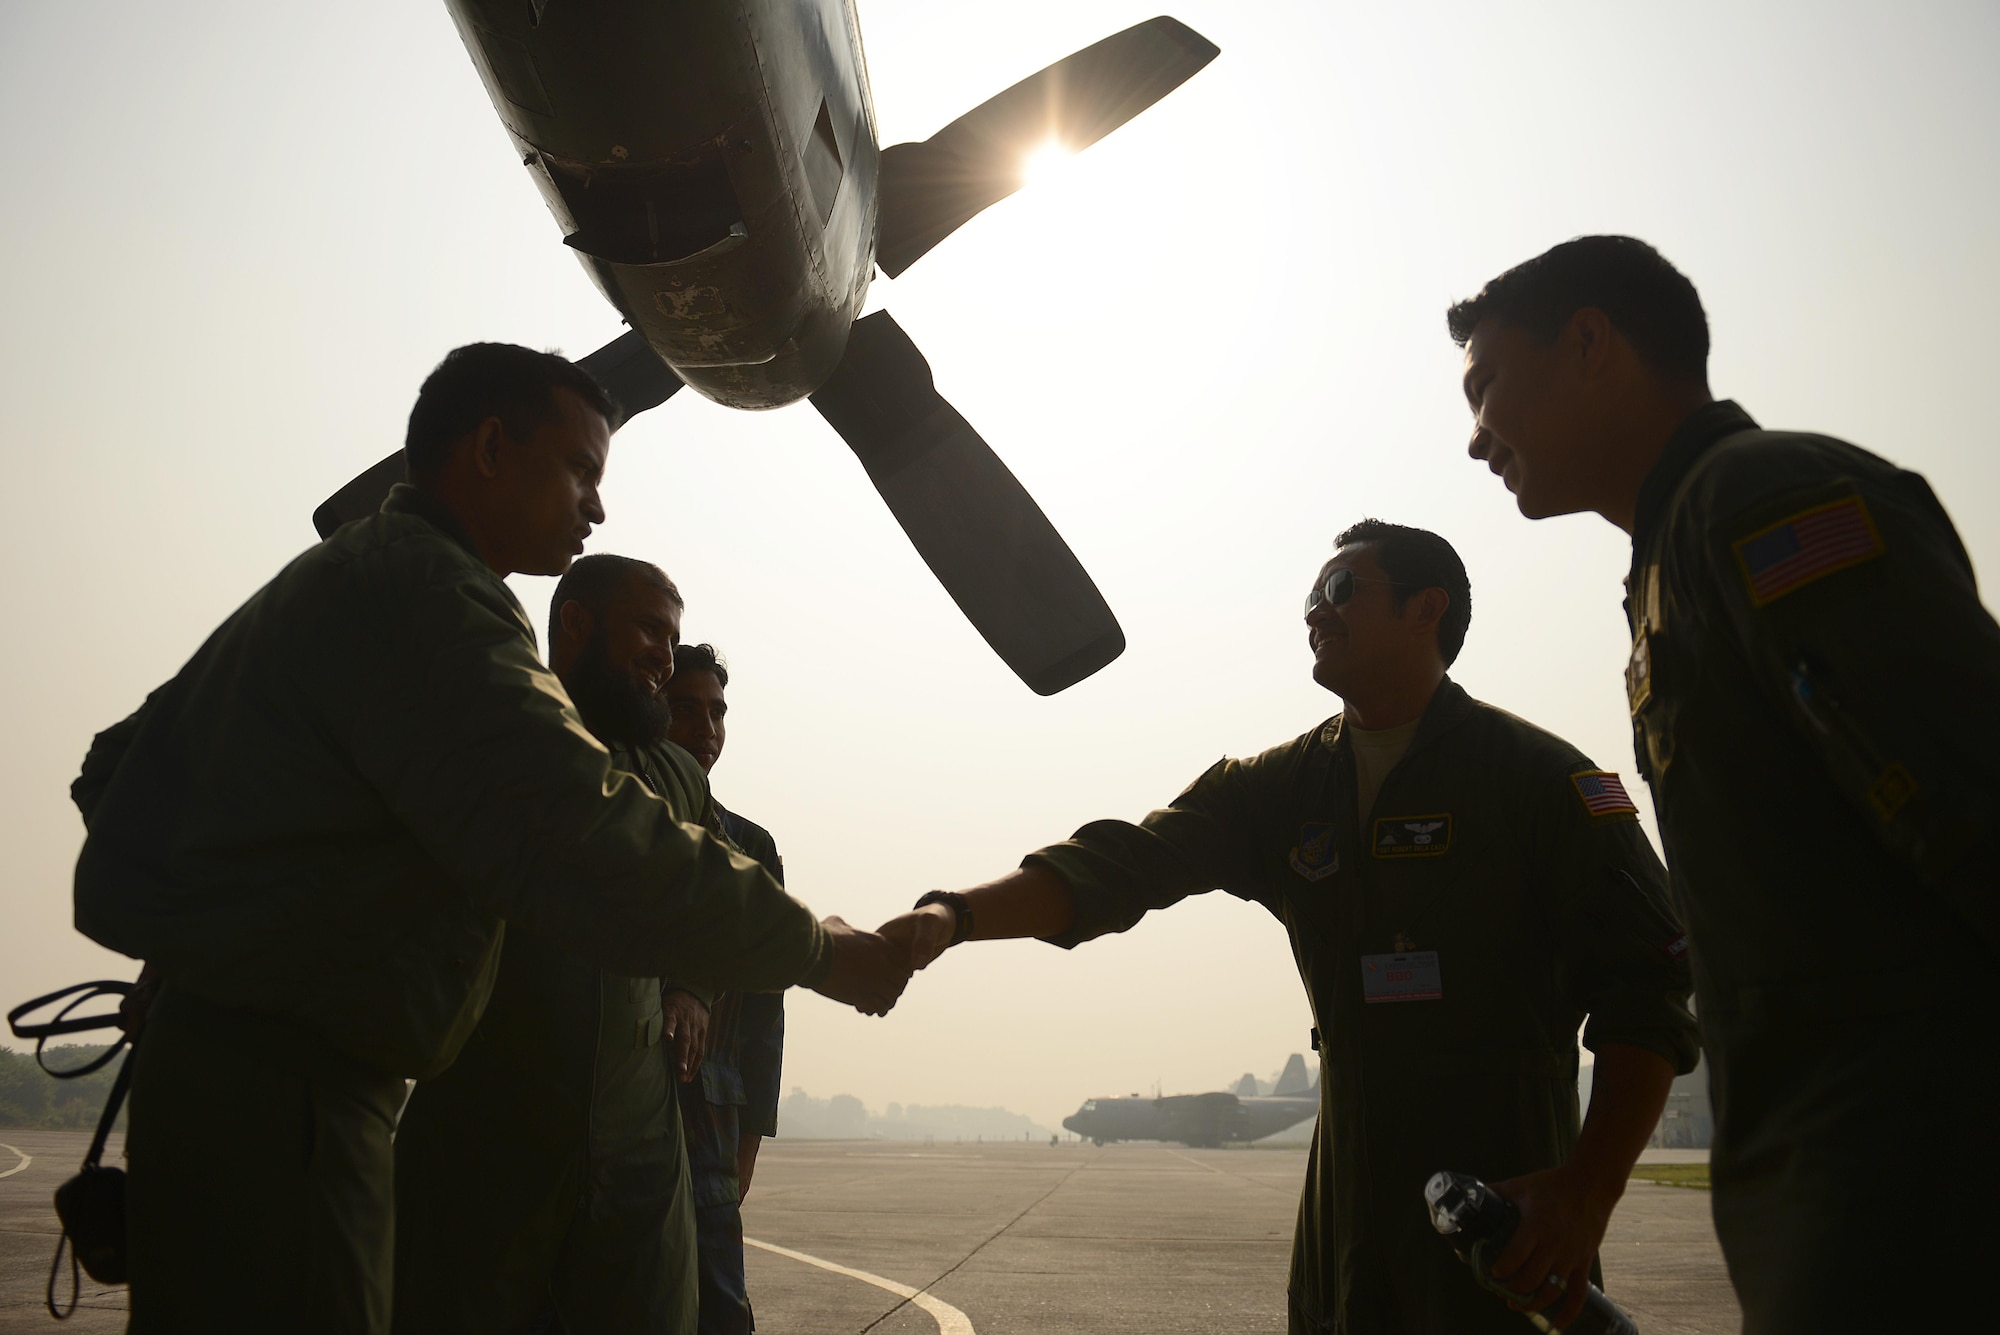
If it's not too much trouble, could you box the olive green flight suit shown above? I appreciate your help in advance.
[1027,680,1698,1335]
[1624,401,2000,1333]
[393,738,726,1335]
[71,485,829,1334]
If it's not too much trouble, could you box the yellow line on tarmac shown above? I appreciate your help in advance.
[745,1236,975,1335]
[0,1143,32,1180]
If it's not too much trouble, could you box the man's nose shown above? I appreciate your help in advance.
[1305,600,1333,629]
[1468,426,1492,461]
[582,486,606,525]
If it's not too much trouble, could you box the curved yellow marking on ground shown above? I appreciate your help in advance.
[745,1236,974,1335]
[0,1143,32,1180]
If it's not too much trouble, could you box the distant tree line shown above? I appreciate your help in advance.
[777,1087,1057,1141]
[0,1044,129,1131]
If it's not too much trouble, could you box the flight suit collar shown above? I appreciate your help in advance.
[1630,399,1760,556]
[1316,676,1473,757]
[381,483,490,568]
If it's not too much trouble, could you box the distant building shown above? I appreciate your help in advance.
[1577,1052,1713,1150]
[1647,1053,1712,1149]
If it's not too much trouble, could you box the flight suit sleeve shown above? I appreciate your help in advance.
[738,989,786,1139]
[1530,764,1699,1073]
[1692,454,2000,953]
[322,557,830,993]
[71,694,159,827]
[1026,753,1279,948]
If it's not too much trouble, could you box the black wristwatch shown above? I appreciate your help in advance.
[913,890,974,946]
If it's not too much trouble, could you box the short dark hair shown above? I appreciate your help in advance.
[548,553,682,644]
[1445,236,1709,381]
[405,343,617,482]
[1333,519,1473,667]
[672,642,729,691]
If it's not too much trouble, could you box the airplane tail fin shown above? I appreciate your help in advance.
[1273,1053,1311,1097]
[1233,1073,1258,1098]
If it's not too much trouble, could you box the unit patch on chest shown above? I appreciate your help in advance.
[1289,822,1340,881]
[1626,627,1654,714]
[1372,814,1452,858]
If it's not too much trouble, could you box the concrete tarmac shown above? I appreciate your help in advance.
[737,1141,1740,1335]
[0,1133,1738,1333]
[0,1131,126,1332]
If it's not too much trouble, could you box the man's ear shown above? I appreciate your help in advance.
[557,599,594,647]
[469,416,507,480]
[1408,587,1450,636]
[1569,308,1618,381]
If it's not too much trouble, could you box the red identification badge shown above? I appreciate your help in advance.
[1361,952,1442,1002]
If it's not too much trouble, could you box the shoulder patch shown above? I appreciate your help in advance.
[1731,494,1884,607]
[1372,814,1451,858]
[1570,770,1639,818]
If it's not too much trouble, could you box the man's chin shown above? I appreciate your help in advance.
[520,553,574,577]
[1515,488,1590,522]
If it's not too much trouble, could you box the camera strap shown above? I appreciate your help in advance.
[8,980,137,1320]
[7,981,135,1077]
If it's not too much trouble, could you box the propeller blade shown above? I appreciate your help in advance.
[312,450,407,539]
[875,16,1219,278]
[575,327,685,427]
[811,311,1124,694]
[309,329,683,538]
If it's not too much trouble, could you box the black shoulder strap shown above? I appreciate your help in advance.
[8,981,134,1078]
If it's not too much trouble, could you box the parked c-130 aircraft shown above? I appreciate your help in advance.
[315,2,1219,695]
[1063,1054,1319,1148]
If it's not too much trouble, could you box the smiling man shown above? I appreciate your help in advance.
[664,643,789,1335]
[68,345,908,1333]
[394,555,750,1335]
[1449,235,2000,1333]
[879,520,1698,1335]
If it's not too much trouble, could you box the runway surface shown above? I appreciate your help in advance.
[739,1141,1738,1335]
[0,1132,1739,1333]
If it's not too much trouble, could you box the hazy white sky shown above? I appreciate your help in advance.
[3,0,1995,1131]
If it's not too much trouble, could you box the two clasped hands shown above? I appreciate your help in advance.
[808,899,960,1016]
[808,889,985,1016]
[811,868,1078,1015]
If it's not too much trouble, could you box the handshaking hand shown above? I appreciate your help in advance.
[809,916,912,1016]
[877,902,959,971]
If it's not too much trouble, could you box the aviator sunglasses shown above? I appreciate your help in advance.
[1304,567,1397,617]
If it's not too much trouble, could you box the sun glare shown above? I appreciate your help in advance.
[1021,140,1077,189]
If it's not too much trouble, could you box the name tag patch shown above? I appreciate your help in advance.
[1373,814,1452,858]
[1362,951,1443,1003]
[1289,822,1341,881]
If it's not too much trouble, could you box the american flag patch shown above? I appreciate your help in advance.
[1571,770,1638,817]
[1731,495,1884,607]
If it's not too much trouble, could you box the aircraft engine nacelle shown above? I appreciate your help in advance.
[445,0,878,409]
